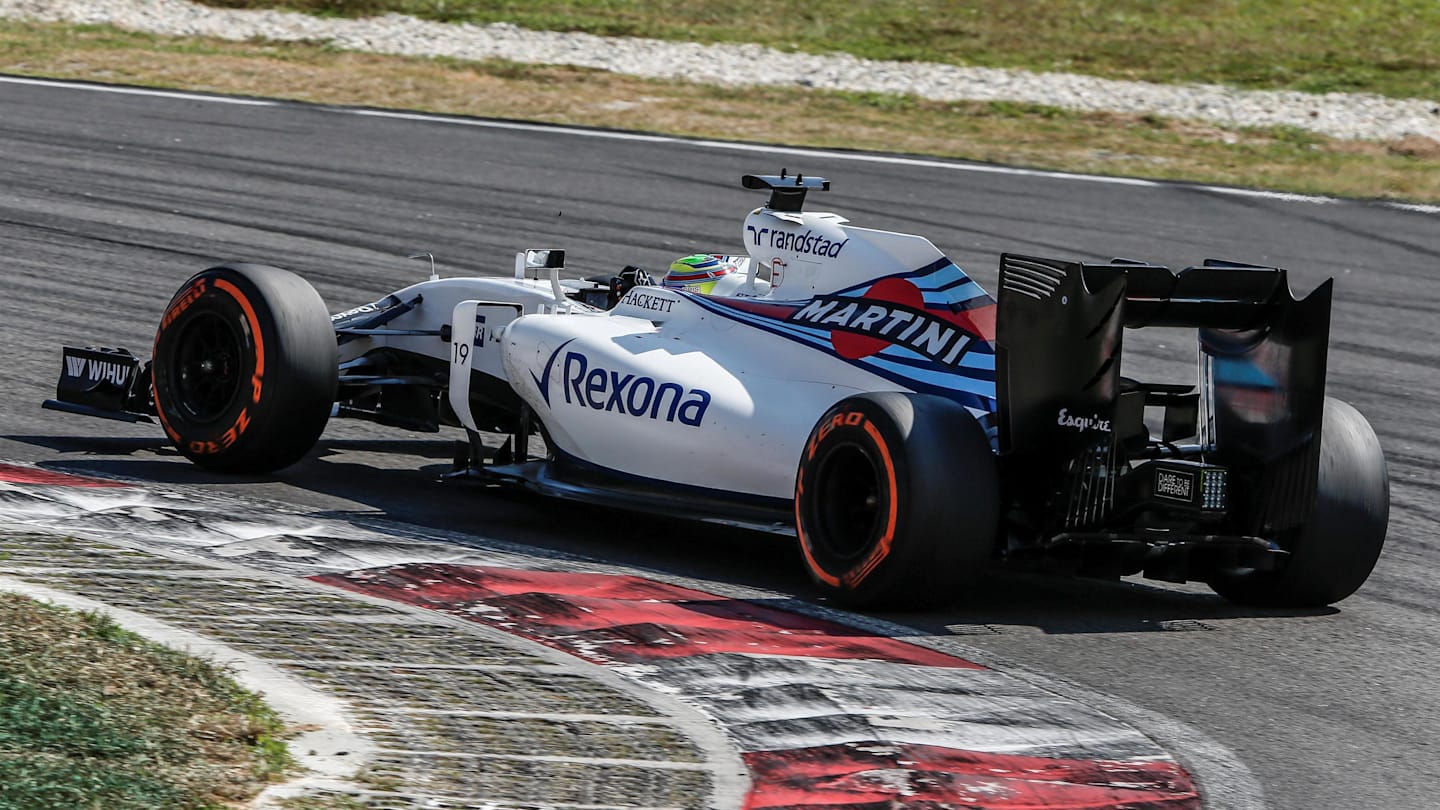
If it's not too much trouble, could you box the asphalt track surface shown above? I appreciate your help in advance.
[1,76,1437,809]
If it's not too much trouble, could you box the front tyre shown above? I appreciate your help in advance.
[1209,397,1389,607]
[152,263,337,473]
[794,392,999,609]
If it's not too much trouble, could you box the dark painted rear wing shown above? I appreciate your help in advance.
[994,254,1332,536]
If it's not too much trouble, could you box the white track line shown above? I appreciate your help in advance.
[0,73,275,105]
[3,73,1435,217]
[1386,202,1440,214]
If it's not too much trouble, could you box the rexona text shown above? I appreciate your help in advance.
[746,225,848,258]
[556,352,711,427]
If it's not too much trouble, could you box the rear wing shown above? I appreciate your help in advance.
[995,254,1332,536]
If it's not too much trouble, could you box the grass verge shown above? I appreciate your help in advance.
[3,19,1438,202]
[0,590,291,810]
[199,0,1440,101]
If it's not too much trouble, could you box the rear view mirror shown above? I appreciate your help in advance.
[525,249,566,270]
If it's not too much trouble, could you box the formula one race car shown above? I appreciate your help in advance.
[43,172,1389,609]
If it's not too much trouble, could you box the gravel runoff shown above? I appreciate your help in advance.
[3,0,1440,143]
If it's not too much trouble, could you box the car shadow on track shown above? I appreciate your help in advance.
[879,571,1338,638]
[9,433,1339,636]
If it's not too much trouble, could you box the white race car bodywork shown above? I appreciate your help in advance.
[337,203,999,505]
[504,291,881,501]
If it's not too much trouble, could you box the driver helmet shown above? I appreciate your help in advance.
[662,254,735,293]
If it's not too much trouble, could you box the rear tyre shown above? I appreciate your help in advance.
[1209,397,1389,607]
[152,263,337,473]
[794,392,998,609]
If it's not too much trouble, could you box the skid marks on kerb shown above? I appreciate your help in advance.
[318,563,1200,810]
[746,744,1195,810]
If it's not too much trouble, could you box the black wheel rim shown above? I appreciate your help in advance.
[172,310,244,423]
[812,441,883,561]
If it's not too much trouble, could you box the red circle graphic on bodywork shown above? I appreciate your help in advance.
[830,277,927,360]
